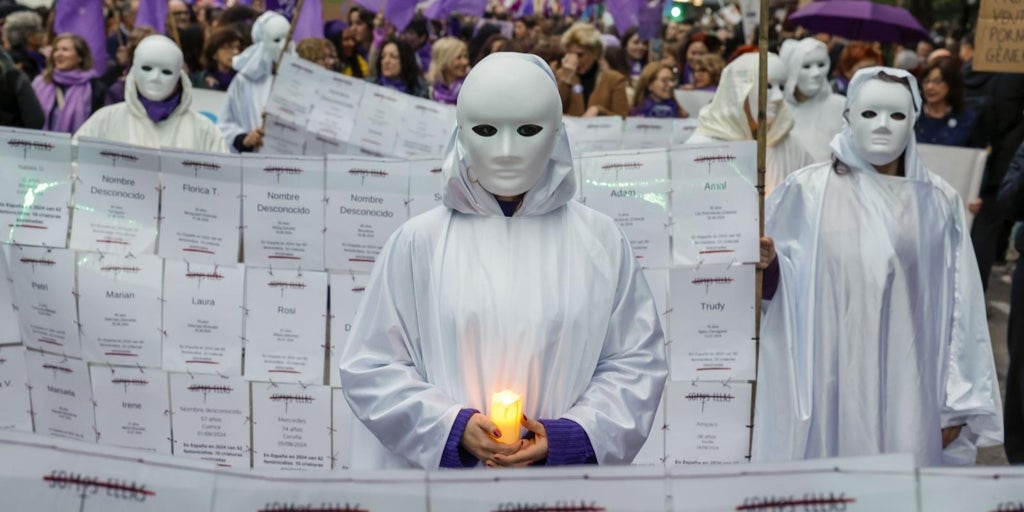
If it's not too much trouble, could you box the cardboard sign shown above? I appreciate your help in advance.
[973,0,1024,73]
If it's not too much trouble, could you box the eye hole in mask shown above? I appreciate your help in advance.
[517,124,543,137]
[472,124,498,137]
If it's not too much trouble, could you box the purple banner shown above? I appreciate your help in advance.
[54,0,107,73]
[135,0,168,34]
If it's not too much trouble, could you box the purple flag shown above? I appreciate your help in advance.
[383,0,418,31]
[135,0,168,34]
[520,0,535,17]
[354,0,383,13]
[604,0,640,36]
[265,0,324,41]
[637,0,663,40]
[54,0,107,74]
[423,0,487,21]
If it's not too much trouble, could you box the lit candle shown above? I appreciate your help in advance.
[490,389,522,445]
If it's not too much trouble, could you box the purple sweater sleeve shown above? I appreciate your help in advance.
[762,257,780,301]
[538,418,597,466]
[440,408,480,468]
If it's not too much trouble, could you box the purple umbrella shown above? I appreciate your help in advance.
[788,0,930,44]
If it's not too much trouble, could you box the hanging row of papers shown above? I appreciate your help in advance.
[0,124,760,466]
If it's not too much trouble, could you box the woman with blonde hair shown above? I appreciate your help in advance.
[31,33,105,133]
[629,62,682,118]
[296,37,339,71]
[427,37,469,105]
[556,23,628,117]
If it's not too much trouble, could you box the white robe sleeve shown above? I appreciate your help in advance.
[217,80,250,154]
[941,190,1004,465]
[338,227,462,469]
[560,232,668,465]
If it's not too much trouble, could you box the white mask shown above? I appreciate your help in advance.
[130,35,183,101]
[796,46,829,98]
[456,54,562,198]
[747,54,787,124]
[847,79,915,166]
[260,15,291,62]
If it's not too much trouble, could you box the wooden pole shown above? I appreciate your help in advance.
[748,0,769,461]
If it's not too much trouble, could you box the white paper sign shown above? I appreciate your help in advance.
[77,252,162,366]
[24,350,95,443]
[0,245,20,343]
[406,158,445,218]
[212,468,429,511]
[5,244,79,356]
[251,381,332,470]
[328,272,369,387]
[918,143,987,225]
[161,260,245,374]
[350,84,409,155]
[670,453,918,511]
[673,89,715,118]
[0,129,73,246]
[920,467,1024,512]
[0,345,32,431]
[168,372,250,467]
[90,365,171,453]
[264,53,321,126]
[671,141,759,265]
[564,116,624,154]
[395,96,456,158]
[70,138,160,254]
[0,430,217,512]
[580,149,671,267]
[669,264,756,381]
[429,466,667,511]
[308,72,366,143]
[243,267,328,382]
[242,154,325,269]
[666,380,751,465]
[304,131,352,157]
[622,117,674,149]
[331,388,357,470]
[672,118,700,145]
[158,148,242,265]
[325,156,409,272]
[261,114,307,155]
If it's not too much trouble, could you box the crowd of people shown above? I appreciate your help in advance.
[1,0,1023,467]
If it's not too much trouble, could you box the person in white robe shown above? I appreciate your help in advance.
[216,11,289,153]
[753,67,1003,466]
[76,35,227,153]
[338,53,668,470]
[779,38,846,163]
[687,52,814,196]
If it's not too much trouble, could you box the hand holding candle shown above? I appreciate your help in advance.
[490,389,522,444]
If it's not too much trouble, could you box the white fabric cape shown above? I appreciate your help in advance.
[690,52,814,195]
[780,38,847,163]
[752,67,1003,466]
[216,11,287,153]
[338,100,667,469]
[76,73,228,153]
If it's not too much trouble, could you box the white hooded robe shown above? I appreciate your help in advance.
[687,53,814,196]
[780,38,847,163]
[338,112,668,470]
[752,67,1003,466]
[75,71,227,152]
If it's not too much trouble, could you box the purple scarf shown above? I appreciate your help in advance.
[33,69,97,133]
[432,78,463,105]
[379,76,409,94]
[138,90,182,124]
